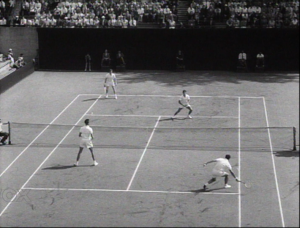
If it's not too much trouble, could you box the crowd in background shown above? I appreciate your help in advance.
[10,0,179,28]
[0,0,298,28]
[187,0,299,28]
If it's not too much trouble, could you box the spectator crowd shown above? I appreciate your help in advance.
[187,0,299,28]
[0,0,298,28]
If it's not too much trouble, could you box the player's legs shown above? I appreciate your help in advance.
[223,174,231,188]
[187,106,193,118]
[89,61,91,71]
[88,147,98,166]
[112,85,117,99]
[85,62,88,71]
[203,177,216,190]
[74,147,84,166]
[173,108,183,117]
[0,132,9,144]
[105,86,109,98]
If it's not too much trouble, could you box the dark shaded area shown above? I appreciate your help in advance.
[42,164,93,170]
[273,150,299,157]
[0,63,34,94]
[37,28,299,72]
[117,71,299,86]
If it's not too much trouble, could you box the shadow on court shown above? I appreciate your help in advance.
[42,164,93,170]
[119,71,299,86]
[82,98,98,102]
[273,150,299,157]
[159,117,189,122]
[189,187,226,194]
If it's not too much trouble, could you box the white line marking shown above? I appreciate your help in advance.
[79,94,264,99]
[23,187,239,195]
[0,95,102,217]
[126,116,161,191]
[86,114,239,119]
[263,97,285,227]
[0,95,81,178]
[238,97,242,227]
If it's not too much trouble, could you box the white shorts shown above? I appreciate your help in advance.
[212,169,229,177]
[105,82,115,87]
[80,139,93,149]
[180,104,192,109]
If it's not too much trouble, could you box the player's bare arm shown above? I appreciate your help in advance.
[203,160,216,166]
[229,169,239,181]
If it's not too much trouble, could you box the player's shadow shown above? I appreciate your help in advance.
[159,117,189,122]
[82,98,98,102]
[42,164,92,170]
[189,187,225,194]
[273,150,299,157]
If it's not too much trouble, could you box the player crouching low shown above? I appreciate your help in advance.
[203,154,240,190]
[172,90,193,119]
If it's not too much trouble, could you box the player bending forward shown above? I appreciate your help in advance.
[104,69,117,99]
[203,154,239,190]
[74,119,98,166]
[172,90,193,119]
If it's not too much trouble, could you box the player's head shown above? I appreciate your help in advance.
[182,90,187,94]
[110,69,113,73]
[225,154,231,160]
[84,119,90,125]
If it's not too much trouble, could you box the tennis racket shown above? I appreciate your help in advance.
[238,180,252,188]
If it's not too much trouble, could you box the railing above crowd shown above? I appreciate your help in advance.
[0,0,299,28]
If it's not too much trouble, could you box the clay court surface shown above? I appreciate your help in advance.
[0,70,299,227]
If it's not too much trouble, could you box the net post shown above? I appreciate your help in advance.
[8,121,11,145]
[293,127,297,151]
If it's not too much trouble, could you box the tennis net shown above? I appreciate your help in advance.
[7,122,297,151]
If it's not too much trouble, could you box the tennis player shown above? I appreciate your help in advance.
[74,119,98,166]
[172,90,193,119]
[0,119,9,145]
[104,69,117,99]
[203,154,239,190]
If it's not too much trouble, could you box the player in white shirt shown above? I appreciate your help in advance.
[104,68,118,99]
[172,90,193,119]
[74,119,98,166]
[203,154,239,190]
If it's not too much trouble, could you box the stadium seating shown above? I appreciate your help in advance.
[0,60,16,80]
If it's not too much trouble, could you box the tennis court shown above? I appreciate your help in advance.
[0,71,299,227]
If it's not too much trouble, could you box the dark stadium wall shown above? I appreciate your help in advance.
[0,27,38,63]
[37,28,299,72]
[1,27,298,72]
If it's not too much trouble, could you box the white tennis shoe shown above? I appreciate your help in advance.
[224,184,231,188]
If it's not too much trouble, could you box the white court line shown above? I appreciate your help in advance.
[23,187,239,195]
[86,114,238,119]
[126,116,161,191]
[263,97,285,227]
[0,95,81,178]
[79,94,264,99]
[0,95,102,218]
[238,97,242,227]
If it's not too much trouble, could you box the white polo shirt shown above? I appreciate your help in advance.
[213,158,232,172]
[179,94,191,106]
[80,125,93,140]
[105,73,116,86]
